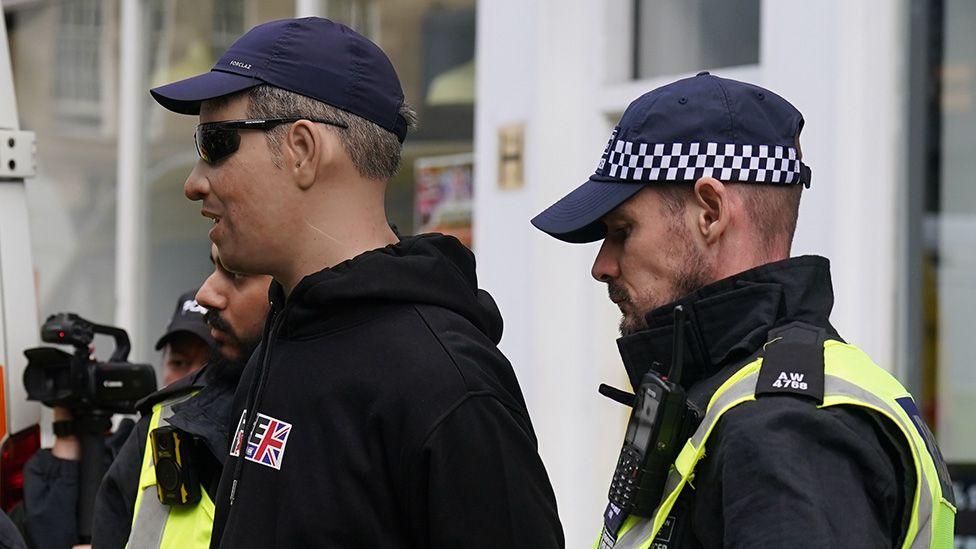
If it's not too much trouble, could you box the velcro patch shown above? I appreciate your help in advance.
[756,323,826,403]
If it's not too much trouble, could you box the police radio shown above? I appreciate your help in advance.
[600,306,702,517]
[150,426,202,506]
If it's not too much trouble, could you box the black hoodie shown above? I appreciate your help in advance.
[210,234,563,548]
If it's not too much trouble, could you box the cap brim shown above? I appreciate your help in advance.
[150,69,263,115]
[530,178,646,243]
[154,323,216,351]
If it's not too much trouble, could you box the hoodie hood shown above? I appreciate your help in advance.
[271,234,504,344]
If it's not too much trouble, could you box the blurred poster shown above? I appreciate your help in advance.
[414,153,474,247]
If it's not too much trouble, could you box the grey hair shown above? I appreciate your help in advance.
[243,84,417,181]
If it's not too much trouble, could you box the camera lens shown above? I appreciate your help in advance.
[156,459,180,491]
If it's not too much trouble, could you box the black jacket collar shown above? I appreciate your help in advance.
[616,255,840,390]
[134,361,241,465]
[168,372,238,465]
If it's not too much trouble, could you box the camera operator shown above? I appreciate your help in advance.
[92,245,271,549]
[21,291,214,549]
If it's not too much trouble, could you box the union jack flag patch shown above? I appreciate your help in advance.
[230,410,293,470]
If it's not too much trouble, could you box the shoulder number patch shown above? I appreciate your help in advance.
[756,322,826,403]
[772,371,808,390]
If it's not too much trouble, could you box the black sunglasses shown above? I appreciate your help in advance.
[194,117,349,164]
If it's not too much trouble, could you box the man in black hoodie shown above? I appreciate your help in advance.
[150,17,563,548]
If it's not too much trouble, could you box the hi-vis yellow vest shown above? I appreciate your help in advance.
[126,392,214,549]
[602,336,956,549]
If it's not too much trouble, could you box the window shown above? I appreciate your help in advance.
[329,1,476,246]
[909,0,976,467]
[932,0,976,460]
[631,0,759,80]
[53,0,113,130]
[9,2,120,328]
[907,2,976,539]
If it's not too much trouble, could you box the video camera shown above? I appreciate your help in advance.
[23,313,156,413]
[22,313,157,543]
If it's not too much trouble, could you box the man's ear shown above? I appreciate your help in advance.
[283,120,332,190]
[693,176,730,244]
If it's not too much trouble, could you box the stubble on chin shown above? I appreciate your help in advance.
[618,312,647,337]
[616,258,712,337]
[611,215,717,336]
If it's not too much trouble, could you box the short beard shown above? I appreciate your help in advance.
[204,338,259,386]
[204,310,262,365]
[206,356,245,385]
[615,226,713,337]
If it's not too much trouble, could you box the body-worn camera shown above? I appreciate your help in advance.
[150,425,201,505]
[23,313,156,413]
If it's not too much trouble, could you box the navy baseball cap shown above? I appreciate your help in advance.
[150,17,408,142]
[531,72,812,243]
[155,290,216,351]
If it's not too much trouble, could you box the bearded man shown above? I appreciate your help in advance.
[92,249,271,548]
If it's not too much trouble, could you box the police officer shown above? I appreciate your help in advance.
[532,73,955,548]
[93,253,271,548]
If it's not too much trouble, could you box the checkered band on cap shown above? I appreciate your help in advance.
[597,136,807,185]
